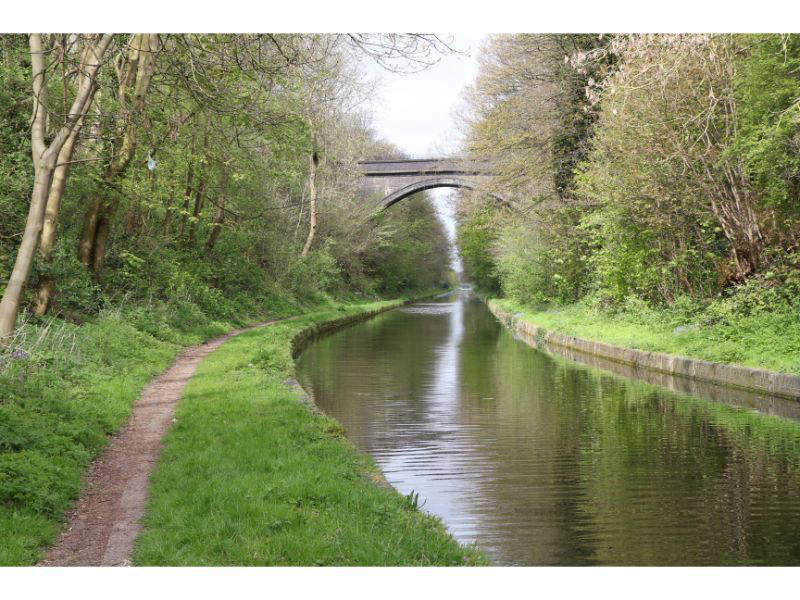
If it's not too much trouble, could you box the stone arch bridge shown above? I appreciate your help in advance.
[358,158,502,209]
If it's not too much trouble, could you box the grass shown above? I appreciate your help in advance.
[493,297,800,375]
[133,300,486,566]
[0,292,303,566]
[0,288,477,566]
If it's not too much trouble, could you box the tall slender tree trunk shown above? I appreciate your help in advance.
[34,111,88,316]
[294,188,305,241]
[91,211,113,273]
[124,184,140,235]
[186,132,209,244]
[301,145,319,257]
[1,164,57,338]
[78,33,158,274]
[205,165,228,252]
[206,193,225,251]
[78,191,104,267]
[188,178,206,244]
[0,34,111,343]
[177,160,195,239]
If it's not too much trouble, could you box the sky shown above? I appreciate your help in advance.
[361,34,488,272]
[363,34,486,158]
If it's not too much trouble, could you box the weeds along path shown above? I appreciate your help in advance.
[38,320,282,566]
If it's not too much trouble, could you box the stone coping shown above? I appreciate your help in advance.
[488,300,800,403]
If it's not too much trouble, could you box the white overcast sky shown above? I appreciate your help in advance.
[362,34,486,158]
[360,34,488,271]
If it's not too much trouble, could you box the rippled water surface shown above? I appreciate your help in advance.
[295,292,800,565]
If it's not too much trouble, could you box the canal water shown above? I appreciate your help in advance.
[295,291,800,565]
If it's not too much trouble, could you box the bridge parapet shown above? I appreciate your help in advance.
[359,158,492,177]
[357,157,499,209]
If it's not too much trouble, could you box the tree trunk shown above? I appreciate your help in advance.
[163,200,173,237]
[124,190,140,235]
[92,211,112,273]
[0,34,111,342]
[177,161,195,239]
[301,148,319,257]
[34,111,88,316]
[0,164,56,339]
[206,193,225,251]
[78,191,105,267]
[77,33,159,273]
[188,178,206,243]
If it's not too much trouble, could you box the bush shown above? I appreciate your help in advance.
[281,244,341,304]
[456,206,501,294]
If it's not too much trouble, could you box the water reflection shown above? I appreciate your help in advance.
[296,292,800,565]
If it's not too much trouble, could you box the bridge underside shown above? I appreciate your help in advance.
[375,176,486,209]
[358,159,501,209]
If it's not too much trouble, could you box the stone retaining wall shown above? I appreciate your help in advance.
[488,300,800,402]
[291,292,452,359]
[291,302,406,359]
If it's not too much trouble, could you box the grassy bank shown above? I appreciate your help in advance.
[133,299,485,566]
[0,284,395,565]
[492,297,800,375]
[0,293,300,566]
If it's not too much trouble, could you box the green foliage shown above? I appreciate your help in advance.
[0,36,33,287]
[463,34,800,318]
[548,34,614,196]
[0,33,451,334]
[0,311,180,564]
[0,32,461,567]
[470,33,800,382]
[573,36,740,304]
[495,268,800,374]
[495,202,592,307]
[283,244,342,304]
[0,270,316,566]
[456,206,501,294]
[366,194,451,295]
[732,35,800,217]
[31,241,103,314]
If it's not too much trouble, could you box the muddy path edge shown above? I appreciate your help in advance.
[37,319,283,567]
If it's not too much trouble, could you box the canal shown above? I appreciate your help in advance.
[295,291,800,565]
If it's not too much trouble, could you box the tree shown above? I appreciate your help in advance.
[1,32,459,334]
[577,35,773,299]
[0,33,112,342]
[78,34,159,273]
[454,34,605,303]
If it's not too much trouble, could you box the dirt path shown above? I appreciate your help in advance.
[38,320,280,566]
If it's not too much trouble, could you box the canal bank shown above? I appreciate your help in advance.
[487,299,800,402]
[296,291,800,565]
[133,297,486,566]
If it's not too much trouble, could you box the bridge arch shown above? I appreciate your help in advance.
[378,176,505,210]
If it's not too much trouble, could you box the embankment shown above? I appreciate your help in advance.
[488,299,800,405]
